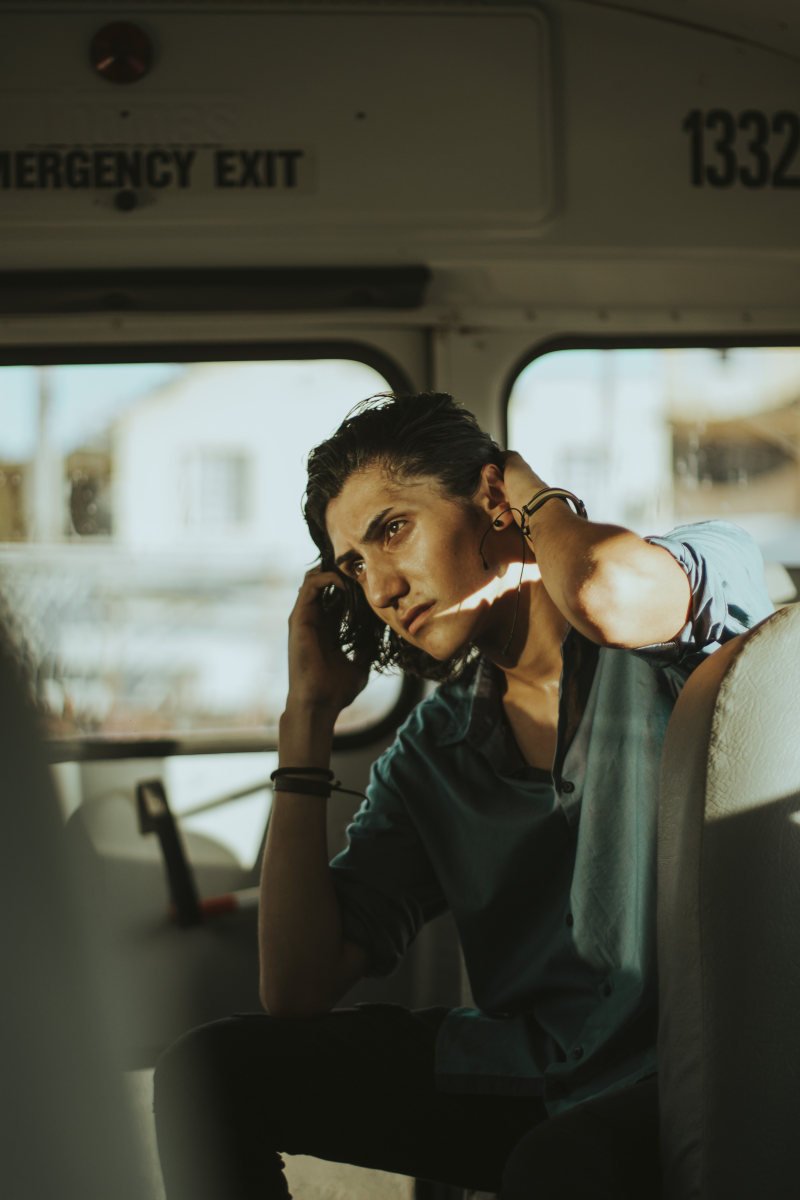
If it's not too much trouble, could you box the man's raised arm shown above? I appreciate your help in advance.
[502,452,692,649]
[258,568,368,1017]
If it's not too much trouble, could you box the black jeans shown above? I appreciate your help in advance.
[153,1004,660,1199]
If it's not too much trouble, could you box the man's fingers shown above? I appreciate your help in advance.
[300,566,343,591]
[294,569,345,607]
[290,568,348,628]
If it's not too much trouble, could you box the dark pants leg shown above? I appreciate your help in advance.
[153,1005,546,1199]
[501,1075,661,1200]
[154,1005,660,1200]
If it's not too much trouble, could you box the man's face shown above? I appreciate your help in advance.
[326,464,496,660]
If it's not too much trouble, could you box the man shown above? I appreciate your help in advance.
[155,391,772,1199]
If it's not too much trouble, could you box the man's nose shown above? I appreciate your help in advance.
[366,560,408,611]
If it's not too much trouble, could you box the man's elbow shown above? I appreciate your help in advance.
[569,562,652,648]
[258,940,366,1017]
[258,976,333,1019]
[571,556,689,649]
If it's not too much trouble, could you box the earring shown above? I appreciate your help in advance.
[478,520,494,569]
[480,510,511,568]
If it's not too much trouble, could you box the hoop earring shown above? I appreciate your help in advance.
[477,508,529,656]
[503,511,529,656]
[478,515,504,570]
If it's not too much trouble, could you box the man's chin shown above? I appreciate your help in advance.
[396,612,474,661]
[416,631,472,663]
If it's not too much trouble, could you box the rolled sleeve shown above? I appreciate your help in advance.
[329,754,447,978]
[638,520,773,667]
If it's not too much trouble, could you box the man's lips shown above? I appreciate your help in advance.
[403,602,435,636]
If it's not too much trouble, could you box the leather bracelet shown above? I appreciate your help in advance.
[521,487,588,522]
[269,767,366,802]
[271,776,332,798]
[271,767,334,780]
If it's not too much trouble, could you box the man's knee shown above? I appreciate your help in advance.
[154,1014,279,1122]
[153,1015,294,1199]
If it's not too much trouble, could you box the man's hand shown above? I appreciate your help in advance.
[286,568,369,718]
[501,451,549,520]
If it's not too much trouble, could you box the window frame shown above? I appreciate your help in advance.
[501,332,800,447]
[0,338,423,762]
[503,329,800,607]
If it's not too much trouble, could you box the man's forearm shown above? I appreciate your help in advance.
[258,706,352,1016]
[522,500,630,637]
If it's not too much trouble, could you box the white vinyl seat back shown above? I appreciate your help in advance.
[657,603,800,1200]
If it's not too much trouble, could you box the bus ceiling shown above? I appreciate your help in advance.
[0,1,799,321]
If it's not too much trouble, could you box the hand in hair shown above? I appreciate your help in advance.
[500,451,549,527]
[285,567,369,719]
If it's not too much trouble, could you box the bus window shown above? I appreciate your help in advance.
[507,346,800,605]
[163,751,276,869]
[0,355,404,754]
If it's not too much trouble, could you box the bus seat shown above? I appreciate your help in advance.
[0,621,146,1200]
[657,602,800,1200]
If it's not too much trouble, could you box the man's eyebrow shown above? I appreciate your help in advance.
[334,507,393,567]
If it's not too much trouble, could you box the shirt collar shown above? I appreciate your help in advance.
[440,655,549,779]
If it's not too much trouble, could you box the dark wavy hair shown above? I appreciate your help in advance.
[303,391,505,682]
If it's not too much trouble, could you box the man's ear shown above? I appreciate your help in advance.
[475,461,512,523]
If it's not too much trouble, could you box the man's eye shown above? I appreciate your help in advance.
[385,519,406,541]
[351,559,365,578]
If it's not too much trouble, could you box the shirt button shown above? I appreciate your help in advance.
[601,981,613,997]
[565,912,574,927]
[571,1045,584,1060]
[560,779,575,794]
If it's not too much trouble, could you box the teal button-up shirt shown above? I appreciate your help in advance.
[329,522,773,1113]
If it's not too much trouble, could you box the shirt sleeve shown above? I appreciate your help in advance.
[328,748,448,978]
[636,520,773,668]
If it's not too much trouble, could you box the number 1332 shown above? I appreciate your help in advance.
[682,108,800,188]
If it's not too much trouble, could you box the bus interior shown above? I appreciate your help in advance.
[1,2,799,1197]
